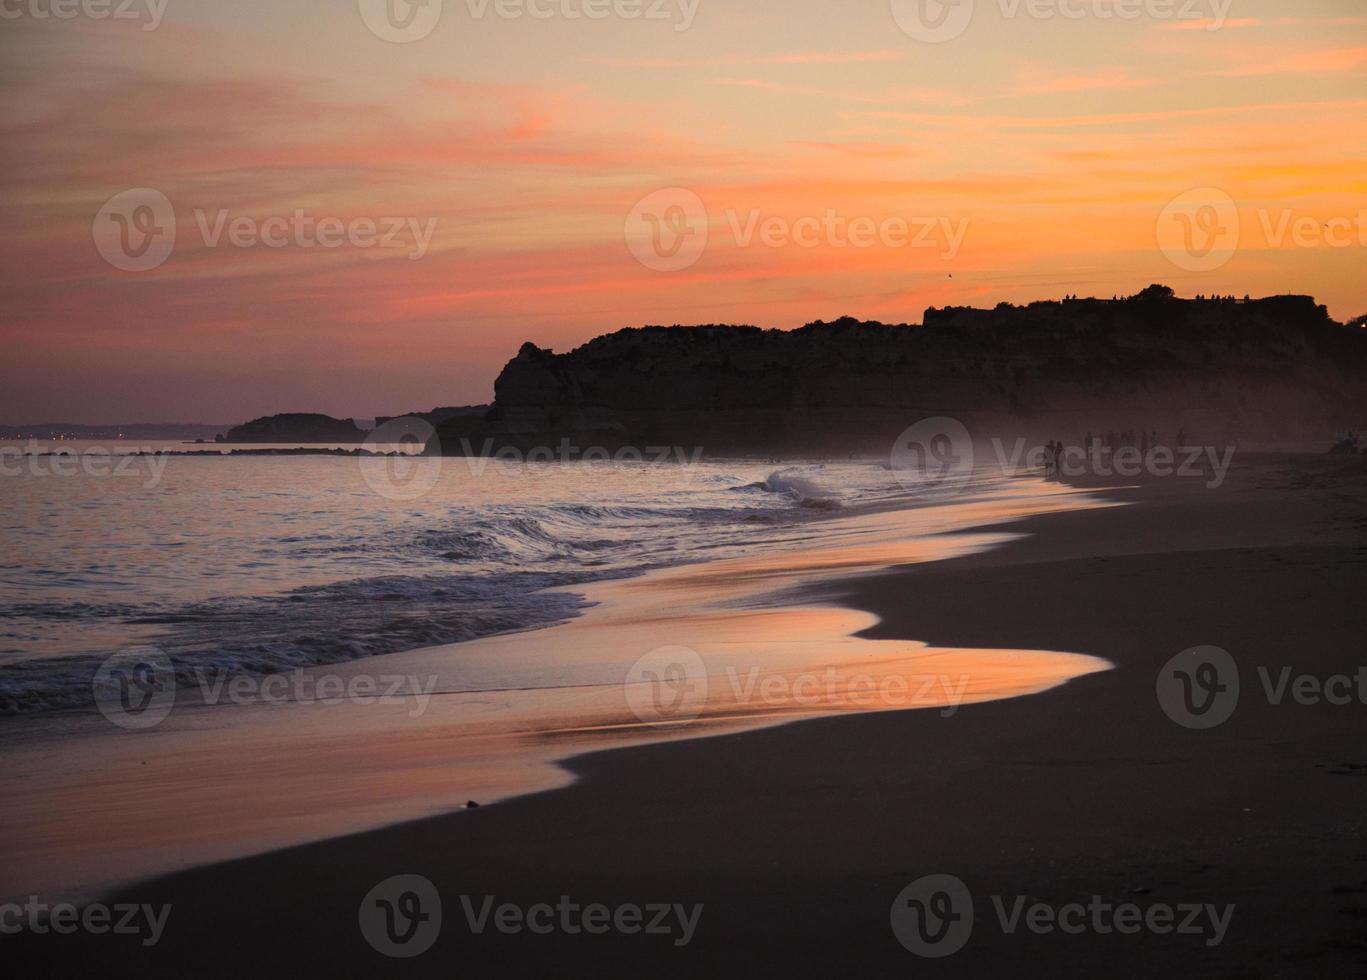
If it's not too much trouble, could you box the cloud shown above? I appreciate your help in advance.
[584,50,904,68]
[1010,66,1158,96]
[1206,45,1367,78]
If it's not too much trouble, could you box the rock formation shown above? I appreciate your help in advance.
[222,413,366,444]
[436,287,1367,456]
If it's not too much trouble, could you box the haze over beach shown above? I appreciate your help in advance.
[2,1,1367,977]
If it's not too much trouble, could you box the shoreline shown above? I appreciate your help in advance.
[0,476,1111,905]
[9,453,1367,976]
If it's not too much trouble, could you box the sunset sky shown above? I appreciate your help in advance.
[2,0,1364,423]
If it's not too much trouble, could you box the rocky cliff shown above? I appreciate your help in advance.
[437,287,1367,456]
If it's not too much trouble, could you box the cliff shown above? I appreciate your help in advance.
[437,288,1367,455]
[373,406,488,429]
[223,413,366,444]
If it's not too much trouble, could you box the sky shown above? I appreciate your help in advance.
[1,0,1364,423]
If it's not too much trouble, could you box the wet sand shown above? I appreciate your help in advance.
[9,454,1367,977]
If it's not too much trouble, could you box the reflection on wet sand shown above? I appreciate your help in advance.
[0,480,1116,902]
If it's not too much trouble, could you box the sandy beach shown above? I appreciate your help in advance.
[8,452,1367,977]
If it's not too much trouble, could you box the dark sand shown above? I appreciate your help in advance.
[9,454,1367,977]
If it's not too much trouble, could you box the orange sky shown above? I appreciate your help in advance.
[0,0,1363,422]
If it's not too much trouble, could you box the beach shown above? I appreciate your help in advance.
[8,452,1367,977]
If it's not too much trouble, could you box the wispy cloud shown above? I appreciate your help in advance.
[1011,65,1157,96]
[1158,15,1367,31]
[1206,45,1367,78]
[584,50,904,68]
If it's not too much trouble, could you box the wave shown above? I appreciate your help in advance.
[2,462,877,716]
[734,469,844,509]
[0,571,602,715]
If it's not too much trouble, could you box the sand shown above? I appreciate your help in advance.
[7,453,1367,977]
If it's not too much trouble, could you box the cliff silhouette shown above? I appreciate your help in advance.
[436,287,1366,456]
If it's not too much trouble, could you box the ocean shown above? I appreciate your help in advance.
[0,445,967,715]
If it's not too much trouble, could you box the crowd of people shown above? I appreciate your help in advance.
[1040,429,1186,477]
